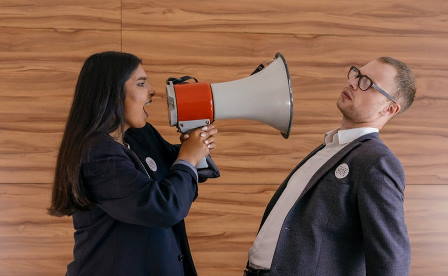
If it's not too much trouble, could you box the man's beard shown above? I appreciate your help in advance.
[336,99,354,121]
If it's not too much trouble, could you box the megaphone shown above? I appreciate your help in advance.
[166,52,293,167]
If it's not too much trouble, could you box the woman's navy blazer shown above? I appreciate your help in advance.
[66,123,210,276]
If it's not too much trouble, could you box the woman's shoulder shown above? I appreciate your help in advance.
[83,133,127,163]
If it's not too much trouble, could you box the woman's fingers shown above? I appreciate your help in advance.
[207,142,216,150]
[207,127,218,136]
[179,133,190,142]
[204,137,215,145]
[179,125,218,144]
[203,125,217,135]
[199,125,218,139]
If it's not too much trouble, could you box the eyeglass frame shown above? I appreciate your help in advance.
[347,66,397,103]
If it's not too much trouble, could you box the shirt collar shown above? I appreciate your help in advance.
[324,127,379,146]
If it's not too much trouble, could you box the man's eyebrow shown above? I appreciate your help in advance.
[359,69,374,80]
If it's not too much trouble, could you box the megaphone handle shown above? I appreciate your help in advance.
[196,157,209,169]
[177,119,212,169]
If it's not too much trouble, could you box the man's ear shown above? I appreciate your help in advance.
[386,101,401,116]
[379,101,401,118]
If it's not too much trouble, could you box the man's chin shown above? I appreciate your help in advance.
[336,98,345,113]
[337,102,353,120]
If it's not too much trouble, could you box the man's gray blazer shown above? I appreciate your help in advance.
[257,132,410,276]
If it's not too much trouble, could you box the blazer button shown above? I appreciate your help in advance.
[178,254,184,262]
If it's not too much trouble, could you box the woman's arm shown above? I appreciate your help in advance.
[82,140,198,228]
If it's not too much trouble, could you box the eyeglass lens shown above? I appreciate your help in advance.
[348,67,371,91]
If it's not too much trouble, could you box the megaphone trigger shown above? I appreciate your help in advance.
[178,119,211,133]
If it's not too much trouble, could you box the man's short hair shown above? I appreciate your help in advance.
[378,57,416,113]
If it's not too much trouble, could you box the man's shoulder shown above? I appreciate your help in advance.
[353,133,394,156]
[351,134,403,172]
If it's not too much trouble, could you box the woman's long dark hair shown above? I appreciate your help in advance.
[49,51,142,216]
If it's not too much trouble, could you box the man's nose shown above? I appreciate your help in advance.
[347,77,358,90]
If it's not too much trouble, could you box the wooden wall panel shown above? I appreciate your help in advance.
[0,184,74,276]
[122,0,448,36]
[405,185,448,275]
[0,28,121,183]
[0,184,446,275]
[0,0,446,275]
[0,0,120,29]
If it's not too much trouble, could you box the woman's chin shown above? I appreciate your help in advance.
[129,120,147,129]
[139,120,147,128]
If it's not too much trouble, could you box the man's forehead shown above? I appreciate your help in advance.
[360,59,396,84]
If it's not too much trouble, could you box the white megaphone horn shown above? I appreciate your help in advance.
[166,52,294,167]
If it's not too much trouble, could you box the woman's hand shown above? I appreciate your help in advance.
[177,125,217,166]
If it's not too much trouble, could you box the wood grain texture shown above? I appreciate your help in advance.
[122,0,448,36]
[0,184,446,275]
[0,27,121,183]
[0,184,74,276]
[0,0,447,275]
[0,0,120,30]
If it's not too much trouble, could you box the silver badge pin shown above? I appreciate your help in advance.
[335,163,349,179]
[145,157,158,172]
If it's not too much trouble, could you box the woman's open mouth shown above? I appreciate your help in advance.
[143,100,152,117]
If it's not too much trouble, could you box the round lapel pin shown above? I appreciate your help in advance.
[145,157,158,172]
[335,163,349,179]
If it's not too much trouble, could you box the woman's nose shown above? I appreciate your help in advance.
[149,88,156,98]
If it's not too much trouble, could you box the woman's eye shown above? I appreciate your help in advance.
[137,82,145,87]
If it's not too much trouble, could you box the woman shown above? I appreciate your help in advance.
[49,51,218,276]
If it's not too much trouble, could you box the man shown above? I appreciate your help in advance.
[245,57,416,276]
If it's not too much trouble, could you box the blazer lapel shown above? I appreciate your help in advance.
[259,144,325,229]
[124,146,152,179]
[296,141,361,201]
[297,132,379,201]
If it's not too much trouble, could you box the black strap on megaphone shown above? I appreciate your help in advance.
[250,64,265,75]
[167,64,263,85]
[166,76,198,85]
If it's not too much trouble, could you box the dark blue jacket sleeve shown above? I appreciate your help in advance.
[82,143,198,228]
[357,154,411,276]
[156,134,221,182]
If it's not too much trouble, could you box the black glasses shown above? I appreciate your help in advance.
[347,66,397,103]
